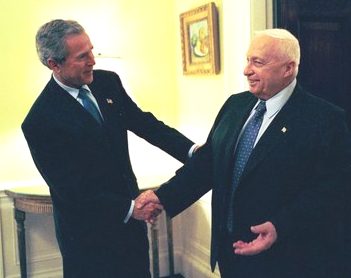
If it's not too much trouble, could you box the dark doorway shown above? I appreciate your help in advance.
[273,0,351,128]
[274,2,351,276]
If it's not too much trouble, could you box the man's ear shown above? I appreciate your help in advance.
[47,58,61,73]
[284,61,296,77]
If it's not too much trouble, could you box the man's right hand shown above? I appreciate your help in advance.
[132,190,163,223]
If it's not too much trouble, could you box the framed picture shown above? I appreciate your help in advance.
[180,2,220,75]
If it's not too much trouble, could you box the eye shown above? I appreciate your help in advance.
[78,54,86,59]
[247,58,265,67]
[253,60,264,66]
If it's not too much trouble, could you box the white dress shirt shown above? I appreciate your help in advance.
[240,79,297,147]
[53,75,104,119]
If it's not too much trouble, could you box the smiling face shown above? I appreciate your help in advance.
[49,32,95,88]
[244,35,296,100]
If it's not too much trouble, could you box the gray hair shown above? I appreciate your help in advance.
[36,19,85,67]
[255,28,300,75]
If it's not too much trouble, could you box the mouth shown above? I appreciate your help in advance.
[84,70,93,75]
[247,79,259,86]
[83,70,94,83]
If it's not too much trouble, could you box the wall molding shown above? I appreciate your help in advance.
[170,200,219,278]
[179,243,220,278]
[30,252,61,264]
[28,266,62,278]
[4,267,62,278]
[0,193,5,277]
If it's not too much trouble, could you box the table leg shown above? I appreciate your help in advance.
[14,209,27,278]
[165,214,174,276]
[150,220,159,278]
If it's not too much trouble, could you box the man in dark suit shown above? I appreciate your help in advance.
[137,29,351,277]
[22,19,195,277]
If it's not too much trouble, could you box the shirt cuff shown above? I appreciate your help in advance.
[188,144,198,158]
[124,200,135,223]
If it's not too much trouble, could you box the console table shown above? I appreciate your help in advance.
[5,185,174,278]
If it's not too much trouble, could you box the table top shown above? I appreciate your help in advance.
[4,184,160,215]
[5,185,50,199]
[4,184,159,199]
[4,185,52,213]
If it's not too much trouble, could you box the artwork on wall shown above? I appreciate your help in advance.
[180,2,220,75]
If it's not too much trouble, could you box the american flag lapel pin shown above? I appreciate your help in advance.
[106,98,113,104]
[281,127,287,133]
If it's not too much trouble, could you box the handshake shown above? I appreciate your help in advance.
[132,190,163,224]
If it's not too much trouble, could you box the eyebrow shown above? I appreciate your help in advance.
[247,56,266,62]
[75,46,94,58]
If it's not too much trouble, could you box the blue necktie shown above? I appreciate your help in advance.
[227,100,267,233]
[78,88,103,125]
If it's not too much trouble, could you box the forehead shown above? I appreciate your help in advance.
[247,35,279,60]
[65,33,92,54]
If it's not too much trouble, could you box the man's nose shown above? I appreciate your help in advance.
[243,63,252,76]
[88,52,95,65]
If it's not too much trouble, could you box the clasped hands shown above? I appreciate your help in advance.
[132,190,162,224]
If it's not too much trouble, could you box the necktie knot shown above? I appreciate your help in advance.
[78,88,90,100]
[255,100,267,116]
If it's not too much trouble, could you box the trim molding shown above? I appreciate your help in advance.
[0,193,5,277]
[178,246,220,278]
[4,267,63,278]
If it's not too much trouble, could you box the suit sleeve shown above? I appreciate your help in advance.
[155,98,232,217]
[110,72,194,163]
[156,143,213,217]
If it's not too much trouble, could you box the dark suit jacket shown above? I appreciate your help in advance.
[156,85,351,278]
[22,70,194,273]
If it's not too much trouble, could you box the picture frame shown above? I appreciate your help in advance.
[180,2,220,75]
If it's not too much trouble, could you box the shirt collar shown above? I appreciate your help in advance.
[255,79,297,119]
[53,74,91,99]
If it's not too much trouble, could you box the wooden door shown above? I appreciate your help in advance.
[274,1,351,275]
[274,0,351,127]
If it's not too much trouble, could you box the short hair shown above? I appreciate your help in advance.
[36,19,85,67]
[255,28,300,74]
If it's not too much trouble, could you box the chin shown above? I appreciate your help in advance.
[85,76,94,85]
[249,88,260,96]
[249,90,267,100]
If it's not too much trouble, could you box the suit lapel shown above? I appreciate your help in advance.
[45,78,104,131]
[89,80,124,130]
[240,87,304,181]
[213,94,257,196]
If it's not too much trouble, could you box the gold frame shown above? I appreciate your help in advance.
[180,2,220,75]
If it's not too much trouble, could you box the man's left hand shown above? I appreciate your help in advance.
[233,221,277,255]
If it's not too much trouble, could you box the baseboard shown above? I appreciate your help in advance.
[161,275,185,278]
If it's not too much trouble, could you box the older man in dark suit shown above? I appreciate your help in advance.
[22,19,195,278]
[137,29,351,277]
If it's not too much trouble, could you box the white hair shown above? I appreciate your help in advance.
[255,28,300,73]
